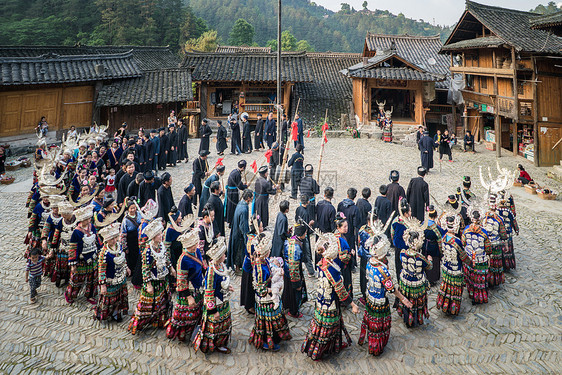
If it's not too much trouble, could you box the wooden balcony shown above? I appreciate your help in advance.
[186,101,200,110]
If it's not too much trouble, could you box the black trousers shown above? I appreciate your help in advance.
[360,256,368,300]
[291,172,302,199]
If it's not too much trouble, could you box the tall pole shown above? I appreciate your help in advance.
[276,0,282,144]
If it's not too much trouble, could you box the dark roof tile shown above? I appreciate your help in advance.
[530,11,562,29]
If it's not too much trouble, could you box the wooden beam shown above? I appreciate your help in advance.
[532,57,539,166]
[511,47,519,156]
[450,66,514,78]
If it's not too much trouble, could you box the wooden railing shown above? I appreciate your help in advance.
[186,101,200,110]
[241,103,276,113]
[519,99,533,121]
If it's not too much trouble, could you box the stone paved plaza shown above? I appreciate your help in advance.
[0,137,561,374]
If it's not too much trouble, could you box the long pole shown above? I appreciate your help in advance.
[278,98,300,184]
[276,0,282,144]
[316,109,328,182]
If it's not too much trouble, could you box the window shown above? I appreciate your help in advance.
[480,76,487,89]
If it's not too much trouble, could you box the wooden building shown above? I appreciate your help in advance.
[343,34,451,131]
[0,45,191,137]
[182,51,313,122]
[441,1,562,166]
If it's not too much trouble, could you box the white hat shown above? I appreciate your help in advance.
[58,201,74,216]
[254,232,273,257]
[46,195,65,208]
[98,222,120,241]
[207,236,227,261]
[143,219,164,241]
[178,228,199,249]
[73,205,93,222]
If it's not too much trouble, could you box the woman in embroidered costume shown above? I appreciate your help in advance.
[422,206,443,286]
[334,215,353,299]
[302,232,359,360]
[240,215,262,315]
[282,223,309,319]
[134,199,159,288]
[41,196,64,282]
[382,110,393,143]
[65,205,100,305]
[167,227,206,342]
[96,222,130,322]
[498,191,518,271]
[396,211,433,328]
[359,212,411,355]
[436,215,470,315]
[461,204,492,305]
[194,236,233,354]
[128,219,176,334]
[54,201,75,286]
[249,232,292,351]
[482,193,507,287]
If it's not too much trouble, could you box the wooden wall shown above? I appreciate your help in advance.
[0,85,93,137]
[100,103,181,134]
[536,59,562,166]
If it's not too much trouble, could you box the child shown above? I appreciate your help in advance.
[105,169,116,199]
[26,248,45,303]
[269,257,285,310]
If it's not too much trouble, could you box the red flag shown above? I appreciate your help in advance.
[264,149,273,163]
[214,157,224,167]
[324,134,328,144]
[250,160,257,173]
[291,122,299,141]
[307,129,311,138]
[322,122,329,132]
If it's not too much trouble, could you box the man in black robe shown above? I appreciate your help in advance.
[207,181,225,236]
[287,144,304,200]
[199,165,225,214]
[406,166,430,222]
[167,125,178,167]
[158,128,168,171]
[157,172,174,223]
[216,120,228,155]
[356,187,372,228]
[119,139,137,166]
[254,113,264,151]
[178,183,195,218]
[192,150,210,206]
[264,112,276,149]
[271,200,290,258]
[419,130,436,171]
[144,133,154,173]
[177,119,189,163]
[225,160,248,225]
[316,186,336,233]
[239,113,252,154]
[135,136,146,172]
[254,166,278,227]
[199,118,213,154]
[337,187,360,253]
[229,115,241,155]
[227,189,252,272]
[117,161,137,205]
[138,171,161,207]
[280,113,288,145]
[298,164,320,221]
[150,130,159,172]
[127,173,143,201]
[374,184,392,238]
[386,170,406,217]
[269,142,281,183]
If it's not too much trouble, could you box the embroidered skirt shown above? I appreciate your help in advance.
[503,237,516,271]
[128,279,171,334]
[397,278,429,328]
[94,281,129,321]
[487,244,505,287]
[55,247,70,285]
[302,306,352,360]
[249,301,292,349]
[193,301,232,353]
[436,267,464,315]
[166,292,203,341]
[358,298,391,356]
[383,128,393,143]
[43,250,57,283]
[64,260,97,303]
[463,261,488,304]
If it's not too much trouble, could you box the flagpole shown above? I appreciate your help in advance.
[316,109,328,182]
[278,98,300,185]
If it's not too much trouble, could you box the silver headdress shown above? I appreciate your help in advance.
[402,216,427,251]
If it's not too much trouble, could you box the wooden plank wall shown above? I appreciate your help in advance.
[100,103,180,134]
[536,59,562,165]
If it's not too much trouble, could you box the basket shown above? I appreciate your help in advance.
[513,181,523,187]
[0,176,15,185]
[19,158,31,168]
[524,185,537,194]
[5,161,20,171]
[537,191,557,200]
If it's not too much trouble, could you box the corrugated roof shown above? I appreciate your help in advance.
[292,52,362,124]
[96,69,192,107]
[443,1,562,55]
[182,51,313,82]
[215,45,272,53]
[530,11,562,29]
[0,51,142,86]
[440,36,505,51]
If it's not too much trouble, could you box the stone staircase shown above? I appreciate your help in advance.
[548,160,562,182]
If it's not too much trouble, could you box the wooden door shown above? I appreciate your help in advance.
[0,93,22,136]
[538,125,562,166]
[62,86,94,129]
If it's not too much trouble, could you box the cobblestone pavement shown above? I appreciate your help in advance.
[0,138,561,374]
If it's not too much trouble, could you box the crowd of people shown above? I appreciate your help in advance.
[23,114,521,361]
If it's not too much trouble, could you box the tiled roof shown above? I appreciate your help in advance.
[96,69,192,107]
[182,51,313,82]
[440,36,504,51]
[0,45,180,70]
[292,53,362,124]
[215,45,272,53]
[0,51,142,86]
[443,1,562,55]
[346,67,444,81]
[530,11,562,29]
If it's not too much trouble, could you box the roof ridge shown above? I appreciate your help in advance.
[465,0,537,16]
[184,51,308,57]
[366,33,441,40]
[0,50,136,62]
[0,45,171,49]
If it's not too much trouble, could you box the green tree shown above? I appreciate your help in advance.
[185,30,219,52]
[362,1,368,10]
[229,18,255,46]
[266,39,278,51]
[281,30,297,51]
[340,3,351,13]
[296,39,314,52]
